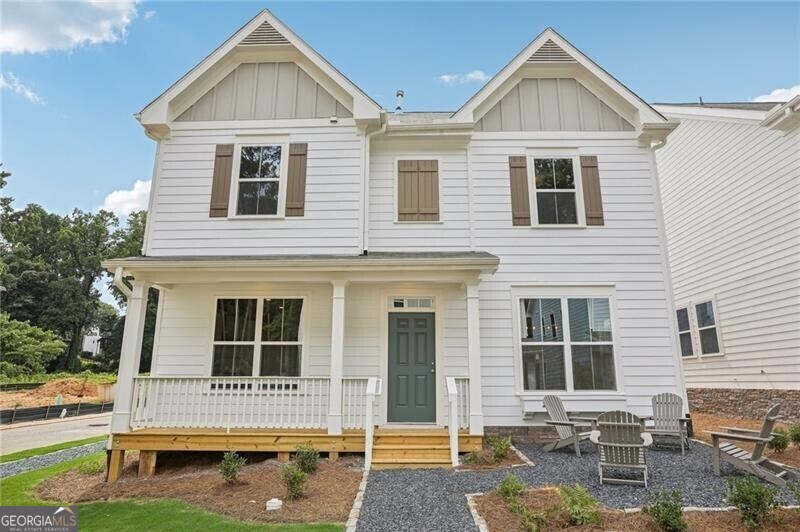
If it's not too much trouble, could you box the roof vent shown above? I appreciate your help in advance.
[240,20,290,46]
[526,39,575,63]
[395,89,404,115]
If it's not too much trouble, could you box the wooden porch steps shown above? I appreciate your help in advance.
[371,428,459,469]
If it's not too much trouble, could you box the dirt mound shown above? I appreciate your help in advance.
[0,378,100,409]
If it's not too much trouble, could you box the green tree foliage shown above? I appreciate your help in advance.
[0,166,154,373]
[0,313,66,376]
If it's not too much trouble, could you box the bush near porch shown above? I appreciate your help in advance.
[36,451,361,526]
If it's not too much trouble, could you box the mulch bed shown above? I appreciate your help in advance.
[457,445,527,471]
[37,452,362,524]
[475,487,800,531]
[691,412,800,469]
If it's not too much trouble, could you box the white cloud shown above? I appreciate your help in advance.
[99,179,151,217]
[0,1,139,54]
[143,10,156,20]
[753,85,800,102]
[437,69,490,86]
[0,72,44,104]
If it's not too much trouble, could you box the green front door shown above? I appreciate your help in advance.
[387,312,436,423]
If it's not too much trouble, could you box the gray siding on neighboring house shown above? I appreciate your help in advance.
[476,78,634,132]
[656,114,800,390]
[176,62,352,121]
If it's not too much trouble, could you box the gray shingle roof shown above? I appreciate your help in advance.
[652,102,780,111]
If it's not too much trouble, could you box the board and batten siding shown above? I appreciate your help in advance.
[147,122,363,256]
[656,116,800,390]
[469,134,680,425]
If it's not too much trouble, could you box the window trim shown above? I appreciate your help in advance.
[675,296,724,359]
[208,294,310,378]
[228,139,290,218]
[527,150,586,228]
[510,284,623,396]
[392,156,444,225]
[675,306,695,359]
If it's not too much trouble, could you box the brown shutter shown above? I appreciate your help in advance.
[580,155,604,226]
[418,160,440,222]
[508,156,531,226]
[209,144,234,217]
[397,160,440,222]
[285,143,308,217]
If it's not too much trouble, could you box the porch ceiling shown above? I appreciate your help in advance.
[103,251,499,284]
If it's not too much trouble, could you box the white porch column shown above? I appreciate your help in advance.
[465,280,484,435]
[110,281,150,434]
[327,280,347,435]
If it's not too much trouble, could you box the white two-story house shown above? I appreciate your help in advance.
[103,10,681,478]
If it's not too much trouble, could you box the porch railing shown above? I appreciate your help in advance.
[446,376,471,466]
[130,377,331,430]
[342,377,369,430]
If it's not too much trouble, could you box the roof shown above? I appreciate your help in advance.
[652,102,781,112]
[103,252,500,272]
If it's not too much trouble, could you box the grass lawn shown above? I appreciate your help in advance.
[0,453,342,532]
[0,436,108,463]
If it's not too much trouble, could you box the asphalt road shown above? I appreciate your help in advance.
[0,412,111,455]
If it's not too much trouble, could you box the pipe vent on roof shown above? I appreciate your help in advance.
[240,20,290,46]
[526,39,575,63]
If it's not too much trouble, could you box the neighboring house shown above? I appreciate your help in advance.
[82,328,102,357]
[102,10,681,478]
[654,99,800,423]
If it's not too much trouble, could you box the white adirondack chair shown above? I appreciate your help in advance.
[706,404,797,488]
[645,392,690,454]
[542,395,594,457]
[590,410,653,487]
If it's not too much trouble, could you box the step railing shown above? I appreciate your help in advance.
[130,376,331,430]
[455,377,470,430]
[364,377,382,470]
[342,377,369,430]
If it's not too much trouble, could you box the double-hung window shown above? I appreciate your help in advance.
[675,307,694,357]
[695,301,721,355]
[518,294,617,392]
[235,145,285,216]
[212,297,305,377]
[532,156,580,225]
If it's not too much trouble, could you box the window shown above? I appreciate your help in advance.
[695,301,720,355]
[675,308,694,357]
[518,296,616,391]
[212,297,305,377]
[235,145,283,215]
[532,157,578,225]
[391,297,433,309]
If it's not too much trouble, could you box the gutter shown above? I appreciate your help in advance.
[111,266,132,299]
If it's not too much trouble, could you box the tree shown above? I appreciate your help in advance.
[0,313,65,376]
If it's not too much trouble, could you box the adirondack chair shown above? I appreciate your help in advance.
[645,392,690,454]
[706,404,797,488]
[542,395,594,457]
[589,410,653,487]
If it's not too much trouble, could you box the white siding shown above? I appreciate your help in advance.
[656,116,800,390]
[147,122,363,256]
[470,134,680,425]
[368,140,471,251]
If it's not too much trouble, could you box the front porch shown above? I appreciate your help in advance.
[103,253,497,479]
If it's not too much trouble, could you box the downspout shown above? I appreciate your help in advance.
[112,267,133,299]
[647,136,688,407]
[361,121,387,254]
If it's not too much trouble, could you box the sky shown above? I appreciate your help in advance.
[1,1,799,219]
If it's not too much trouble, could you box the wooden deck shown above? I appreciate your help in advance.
[108,427,483,480]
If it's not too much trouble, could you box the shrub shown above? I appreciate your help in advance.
[487,435,512,461]
[643,491,688,532]
[77,458,106,476]
[218,451,246,484]
[726,475,779,530]
[498,474,525,500]
[507,498,546,532]
[558,484,601,526]
[294,444,320,474]
[281,464,308,500]
[767,428,789,453]
[0,314,65,376]
[788,425,800,447]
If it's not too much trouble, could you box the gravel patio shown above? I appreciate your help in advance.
[357,440,799,531]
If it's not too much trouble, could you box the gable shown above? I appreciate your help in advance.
[175,62,352,121]
[476,78,634,132]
